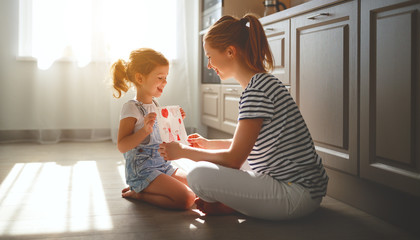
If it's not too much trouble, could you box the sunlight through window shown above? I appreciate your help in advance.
[0,161,113,236]
[19,0,179,69]
[189,223,197,230]
[237,218,247,224]
[195,218,205,224]
[192,209,206,217]
[117,161,126,185]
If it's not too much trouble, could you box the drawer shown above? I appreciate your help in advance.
[201,84,220,93]
[292,1,355,27]
[264,20,288,37]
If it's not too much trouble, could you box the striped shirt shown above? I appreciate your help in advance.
[239,73,329,199]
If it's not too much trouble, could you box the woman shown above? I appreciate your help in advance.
[159,14,328,220]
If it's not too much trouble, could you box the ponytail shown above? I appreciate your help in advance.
[244,14,274,73]
[110,59,129,98]
[110,48,169,99]
[204,13,274,73]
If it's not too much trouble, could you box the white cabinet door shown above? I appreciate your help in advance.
[201,84,241,135]
[201,84,221,129]
[220,85,242,134]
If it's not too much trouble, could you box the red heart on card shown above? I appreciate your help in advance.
[161,108,169,118]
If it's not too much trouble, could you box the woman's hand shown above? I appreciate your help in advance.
[187,133,209,149]
[158,142,183,161]
[143,112,157,135]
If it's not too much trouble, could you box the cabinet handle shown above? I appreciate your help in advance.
[225,88,238,92]
[307,13,330,20]
[264,27,275,31]
[205,87,212,92]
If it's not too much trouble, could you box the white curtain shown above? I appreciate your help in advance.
[0,0,198,144]
[18,0,182,68]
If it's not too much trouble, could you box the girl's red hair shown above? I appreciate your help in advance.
[110,48,169,98]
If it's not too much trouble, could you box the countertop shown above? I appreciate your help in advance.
[259,0,348,24]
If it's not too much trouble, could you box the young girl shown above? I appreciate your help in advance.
[111,48,195,210]
[159,14,329,220]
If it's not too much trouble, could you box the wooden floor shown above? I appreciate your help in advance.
[0,141,417,240]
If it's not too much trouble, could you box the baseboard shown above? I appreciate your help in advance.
[0,129,111,144]
[206,127,233,139]
[325,168,420,237]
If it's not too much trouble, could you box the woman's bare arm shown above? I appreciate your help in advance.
[187,133,232,149]
[160,118,263,169]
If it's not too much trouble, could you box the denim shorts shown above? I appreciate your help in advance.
[123,144,176,193]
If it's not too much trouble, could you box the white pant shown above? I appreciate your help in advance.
[187,161,322,220]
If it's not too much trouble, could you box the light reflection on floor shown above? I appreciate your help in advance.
[117,161,126,186]
[0,161,113,235]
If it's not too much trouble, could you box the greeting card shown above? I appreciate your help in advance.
[156,106,188,145]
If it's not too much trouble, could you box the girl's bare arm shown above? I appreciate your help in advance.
[117,113,156,153]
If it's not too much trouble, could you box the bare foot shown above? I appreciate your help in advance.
[122,186,130,194]
[122,187,142,199]
[194,198,236,216]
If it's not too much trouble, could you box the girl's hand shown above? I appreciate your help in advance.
[187,133,208,149]
[180,107,186,120]
[143,112,157,135]
[158,142,183,161]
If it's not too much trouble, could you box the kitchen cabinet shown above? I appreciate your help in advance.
[290,0,358,175]
[265,19,290,85]
[360,0,420,197]
[201,84,221,129]
[200,0,420,198]
[232,0,420,231]
[220,85,242,134]
[201,84,242,135]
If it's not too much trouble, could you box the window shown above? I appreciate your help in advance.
[19,0,179,69]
